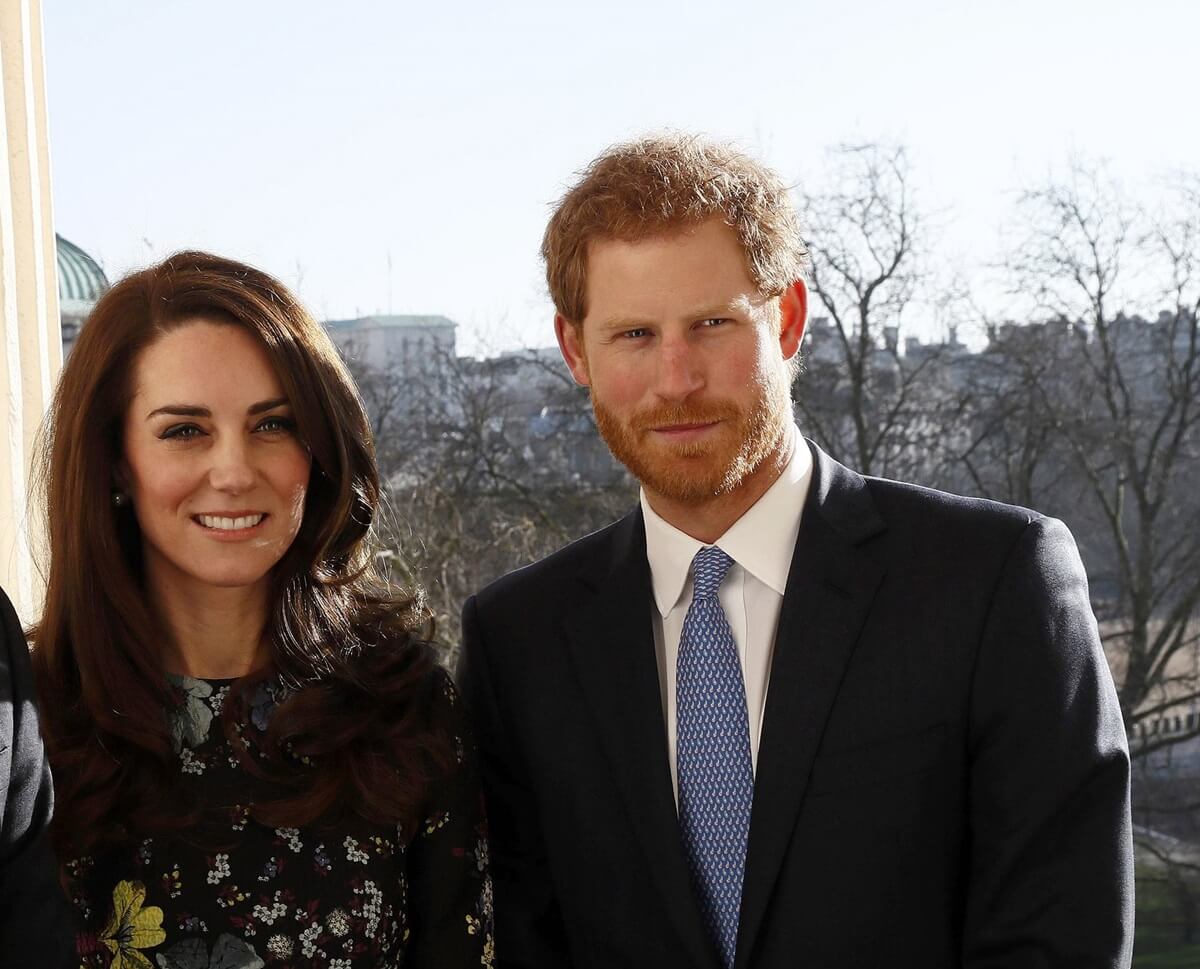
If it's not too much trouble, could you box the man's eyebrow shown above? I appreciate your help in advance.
[596,306,739,330]
[690,303,743,319]
[145,398,290,421]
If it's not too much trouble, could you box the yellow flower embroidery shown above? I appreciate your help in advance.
[99,880,166,969]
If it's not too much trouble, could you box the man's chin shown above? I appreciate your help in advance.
[626,454,741,505]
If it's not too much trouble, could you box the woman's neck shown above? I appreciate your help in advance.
[148,569,271,679]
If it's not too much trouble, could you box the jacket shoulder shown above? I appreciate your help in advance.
[856,474,1083,581]
[469,514,632,615]
[865,475,1043,531]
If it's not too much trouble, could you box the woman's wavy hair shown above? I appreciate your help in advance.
[32,251,449,859]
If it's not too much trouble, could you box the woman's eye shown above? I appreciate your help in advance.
[256,416,296,434]
[161,424,202,440]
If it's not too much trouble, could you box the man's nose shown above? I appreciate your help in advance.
[655,334,705,400]
[208,439,256,494]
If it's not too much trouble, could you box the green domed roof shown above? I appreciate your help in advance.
[56,234,108,303]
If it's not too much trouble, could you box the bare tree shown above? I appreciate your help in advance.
[948,319,1078,508]
[794,143,956,482]
[999,163,1200,753]
[343,341,633,662]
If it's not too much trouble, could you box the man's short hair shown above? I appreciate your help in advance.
[542,132,810,324]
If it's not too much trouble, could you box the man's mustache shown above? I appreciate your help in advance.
[625,402,741,433]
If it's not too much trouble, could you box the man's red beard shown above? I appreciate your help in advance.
[590,378,791,505]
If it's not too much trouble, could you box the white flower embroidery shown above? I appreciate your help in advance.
[299,920,322,958]
[179,746,205,775]
[266,934,293,959]
[325,908,351,937]
[275,827,303,853]
[210,684,230,715]
[343,835,370,864]
[351,879,383,939]
[252,895,289,926]
[206,852,230,885]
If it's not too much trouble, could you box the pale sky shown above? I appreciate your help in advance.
[45,0,1196,355]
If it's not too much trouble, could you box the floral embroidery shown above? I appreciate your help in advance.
[325,908,350,937]
[179,747,205,776]
[343,836,370,864]
[265,934,292,959]
[168,676,214,752]
[154,932,263,969]
[98,880,166,969]
[423,810,450,835]
[274,827,302,854]
[161,866,182,900]
[67,668,492,967]
[229,804,249,832]
[209,685,230,716]
[205,854,229,886]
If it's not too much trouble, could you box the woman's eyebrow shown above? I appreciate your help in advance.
[145,404,208,420]
[248,397,290,415]
[144,397,289,420]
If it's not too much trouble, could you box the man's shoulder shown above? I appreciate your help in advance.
[855,471,1074,570]
[807,439,1061,570]
[470,512,635,614]
[807,439,1047,544]
[866,474,1042,529]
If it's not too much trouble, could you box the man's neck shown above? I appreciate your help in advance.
[643,428,796,545]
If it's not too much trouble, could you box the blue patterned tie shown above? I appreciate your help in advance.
[677,546,753,969]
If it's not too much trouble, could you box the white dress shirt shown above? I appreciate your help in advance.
[641,425,813,803]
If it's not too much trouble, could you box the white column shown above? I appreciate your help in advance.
[0,0,59,623]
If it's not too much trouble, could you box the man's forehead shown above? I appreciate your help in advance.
[586,216,738,257]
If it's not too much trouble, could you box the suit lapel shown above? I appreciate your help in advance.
[735,443,887,968]
[563,509,721,969]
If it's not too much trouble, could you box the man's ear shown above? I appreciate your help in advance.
[778,278,808,360]
[555,314,591,387]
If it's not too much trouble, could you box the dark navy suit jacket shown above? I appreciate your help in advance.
[460,441,1134,968]
[0,586,74,966]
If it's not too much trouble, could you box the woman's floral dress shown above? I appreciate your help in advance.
[65,669,493,969]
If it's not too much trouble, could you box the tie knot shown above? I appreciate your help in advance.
[691,546,734,601]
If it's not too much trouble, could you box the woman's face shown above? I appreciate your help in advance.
[121,319,313,599]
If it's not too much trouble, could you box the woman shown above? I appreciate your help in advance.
[32,252,492,968]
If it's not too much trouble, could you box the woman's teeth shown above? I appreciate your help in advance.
[198,514,264,531]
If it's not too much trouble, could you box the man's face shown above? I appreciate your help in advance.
[556,217,805,505]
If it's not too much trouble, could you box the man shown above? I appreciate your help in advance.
[0,584,74,965]
[459,135,1133,968]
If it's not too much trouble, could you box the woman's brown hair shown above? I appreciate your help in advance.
[32,251,448,859]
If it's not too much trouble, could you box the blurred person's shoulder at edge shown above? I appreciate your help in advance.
[0,584,75,967]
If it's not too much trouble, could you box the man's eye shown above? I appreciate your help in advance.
[161,424,202,440]
[700,317,730,328]
[622,328,649,339]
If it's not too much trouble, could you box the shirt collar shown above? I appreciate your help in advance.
[641,425,813,618]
